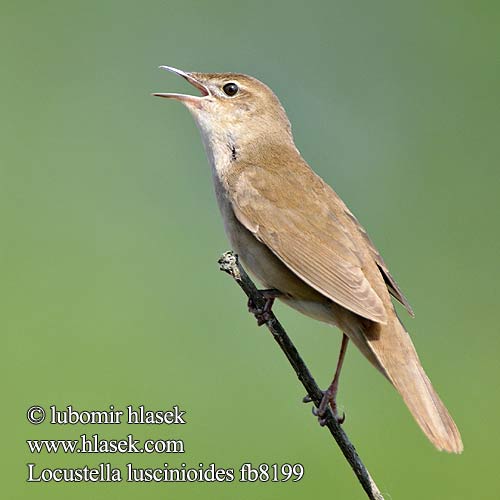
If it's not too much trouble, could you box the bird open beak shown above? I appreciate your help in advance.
[152,66,209,103]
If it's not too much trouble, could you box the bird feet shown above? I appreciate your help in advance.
[247,289,281,326]
[303,392,345,426]
[303,333,348,426]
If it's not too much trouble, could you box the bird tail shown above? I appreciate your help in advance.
[346,316,463,453]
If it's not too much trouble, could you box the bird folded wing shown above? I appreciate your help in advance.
[229,166,388,324]
[343,209,414,316]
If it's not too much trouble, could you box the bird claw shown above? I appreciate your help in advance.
[247,290,280,326]
[247,297,260,315]
[247,298,271,326]
[314,406,345,425]
[310,406,330,426]
[256,311,271,326]
[304,392,345,425]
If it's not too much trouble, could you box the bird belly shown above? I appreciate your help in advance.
[234,225,338,325]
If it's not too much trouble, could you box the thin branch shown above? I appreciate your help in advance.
[218,251,384,500]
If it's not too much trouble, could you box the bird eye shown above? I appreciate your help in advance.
[222,82,239,96]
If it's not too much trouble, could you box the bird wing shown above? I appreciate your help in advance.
[344,209,414,316]
[227,162,388,324]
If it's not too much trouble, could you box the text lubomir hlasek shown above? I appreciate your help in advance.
[49,405,186,425]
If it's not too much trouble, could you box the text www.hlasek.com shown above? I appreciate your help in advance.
[27,434,184,454]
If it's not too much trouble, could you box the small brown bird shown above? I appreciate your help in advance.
[154,66,463,453]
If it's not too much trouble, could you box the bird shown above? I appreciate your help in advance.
[153,66,463,453]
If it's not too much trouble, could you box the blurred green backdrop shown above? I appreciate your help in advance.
[2,1,499,498]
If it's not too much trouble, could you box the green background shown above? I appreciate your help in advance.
[2,1,499,498]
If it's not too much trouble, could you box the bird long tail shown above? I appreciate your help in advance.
[345,316,463,453]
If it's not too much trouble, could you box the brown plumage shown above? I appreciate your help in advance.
[154,67,463,453]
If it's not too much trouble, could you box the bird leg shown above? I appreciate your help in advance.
[304,333,349,425]
[247,289,282,326]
